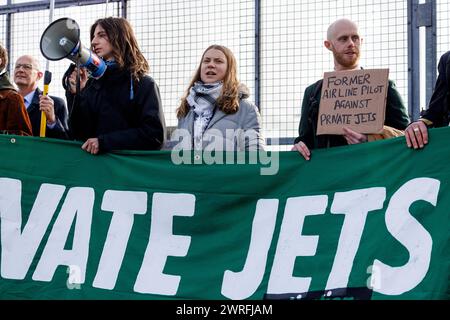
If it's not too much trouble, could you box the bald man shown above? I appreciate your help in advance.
[292,18,410,160]
[14,55,68,139]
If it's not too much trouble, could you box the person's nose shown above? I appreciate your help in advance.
[348,38,355,47]
[91,36,99,48]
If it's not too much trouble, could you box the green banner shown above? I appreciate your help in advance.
[0,128,449,300]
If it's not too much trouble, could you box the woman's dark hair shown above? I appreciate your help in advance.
[90,17,149,80]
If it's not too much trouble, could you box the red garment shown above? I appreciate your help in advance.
[0,88,32,136]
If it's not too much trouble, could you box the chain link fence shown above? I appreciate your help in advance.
[0,0,449,149]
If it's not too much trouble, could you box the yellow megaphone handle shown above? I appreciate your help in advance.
[39,71,52,137]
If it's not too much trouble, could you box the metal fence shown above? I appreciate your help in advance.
[2,1,121,105]
[437,0,450,58]
[260,0,409,148]
[129,0,256,141]
[0,0,448,149]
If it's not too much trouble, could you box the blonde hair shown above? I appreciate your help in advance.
[177,45,240,118]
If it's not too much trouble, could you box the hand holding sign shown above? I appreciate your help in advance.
[342,127,368,144]
[317,69,389,135]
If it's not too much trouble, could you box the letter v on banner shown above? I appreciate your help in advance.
[0,178,66,279]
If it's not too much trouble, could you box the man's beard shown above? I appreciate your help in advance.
[333,50,360,69]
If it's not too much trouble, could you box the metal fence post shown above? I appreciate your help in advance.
[408,0,421,121]
[121,0,127,18]
[255,0,261,110]
[424,0,437,106]
[408,0,437,120]
[5,0,11,74]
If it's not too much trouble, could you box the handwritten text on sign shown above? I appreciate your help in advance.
[317,69,389,135]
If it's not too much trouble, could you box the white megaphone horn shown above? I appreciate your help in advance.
[40,17,106,79]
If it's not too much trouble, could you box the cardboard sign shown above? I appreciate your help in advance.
[317,69,389,135]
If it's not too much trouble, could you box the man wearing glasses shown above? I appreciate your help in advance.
[14,55,68,139]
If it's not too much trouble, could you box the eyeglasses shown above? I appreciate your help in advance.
[14,63,34,71]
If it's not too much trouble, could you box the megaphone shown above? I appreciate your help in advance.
[40,17,106,79]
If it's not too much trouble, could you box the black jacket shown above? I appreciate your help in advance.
[27,88,69,139]
[420,51,450,127]
[67,65,166,152]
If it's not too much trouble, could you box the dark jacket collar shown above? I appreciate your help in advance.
[91,65,130,90]
[26,88,42,113]
[0,72,17,91]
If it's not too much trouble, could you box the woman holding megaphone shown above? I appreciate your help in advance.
[65,17,166,154]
